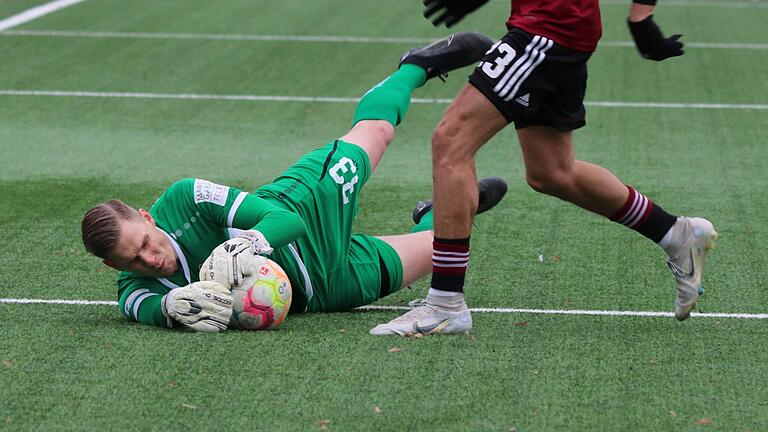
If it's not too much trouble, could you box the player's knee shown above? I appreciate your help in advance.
[431,121,471,167]
[344,120,396,153]
[526,169,573,197]
[361,120,396,145]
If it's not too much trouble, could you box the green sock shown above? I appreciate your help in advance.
[410,208,434,233]
[352,64,428,127]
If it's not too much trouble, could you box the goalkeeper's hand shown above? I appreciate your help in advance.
[199,230,271,288]
[161,281,233,332]
[628,15,684,61]
[237,229,273,255]
[423,0,490,28]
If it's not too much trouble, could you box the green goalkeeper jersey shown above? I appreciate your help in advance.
[117,178,310,328]
[118,141,404,328]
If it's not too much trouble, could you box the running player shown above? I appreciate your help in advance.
[80,32,509,332]
[371,1,717,336]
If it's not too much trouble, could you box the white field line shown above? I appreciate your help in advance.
[0,0,85,32]
[2,89,767,110]
[0,298,118,306]
[2,30,767,50]
[360,305,768,319]
[600,40,768,50]
[2,297,766,319]
[0,29,433,44]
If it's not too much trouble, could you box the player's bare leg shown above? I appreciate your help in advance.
[341,32,495,175]
[376,231,434,288]
[517,126,628,216]
[517,125,717,320]
[351,34,511,336]
[370,85,507,336]
[340,120,395,173]
[375,177,509,290]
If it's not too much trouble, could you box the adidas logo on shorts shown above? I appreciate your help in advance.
[514,93,530,107]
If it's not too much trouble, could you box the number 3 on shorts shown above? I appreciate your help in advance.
[329,157,359,205]
[481,41,516,79]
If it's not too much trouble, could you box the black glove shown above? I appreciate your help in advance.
[423,0,490,28]
[628,14,684,61]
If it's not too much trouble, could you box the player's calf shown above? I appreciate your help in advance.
[412,176,508,224]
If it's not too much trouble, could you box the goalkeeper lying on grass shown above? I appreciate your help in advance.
[80,32,507,333]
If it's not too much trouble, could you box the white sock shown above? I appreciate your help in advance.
[658,220,678,254]
[428,288,463,298]
[427,288,465,309]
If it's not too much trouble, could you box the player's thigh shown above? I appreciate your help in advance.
[433,84,508,162]
[374,231,432,287]
[338,120,395,173]
[266,141,372,271]
[320,235,403,312]
[517,126,576,180]
[309,141,372,268]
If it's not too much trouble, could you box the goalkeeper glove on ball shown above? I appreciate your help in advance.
[161,281,233,332]
[200,230,271,288]
[237,229,273,255]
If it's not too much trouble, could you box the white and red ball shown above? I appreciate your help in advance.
[229,256,292,330]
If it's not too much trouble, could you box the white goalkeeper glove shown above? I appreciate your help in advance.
[161,281,233,332]
[201,238,258,288]
[237,229,273,255]
[200,230,272,288]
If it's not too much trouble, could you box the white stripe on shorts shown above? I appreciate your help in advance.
[503,38,554,102]
[493,35,545,95]
[495,35,554,100]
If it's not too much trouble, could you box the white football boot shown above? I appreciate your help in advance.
[665,217,718,321]
[370,298,472,336]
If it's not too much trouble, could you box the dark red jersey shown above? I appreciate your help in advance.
[506,0,602,52]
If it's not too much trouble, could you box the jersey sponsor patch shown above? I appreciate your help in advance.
[193,179,229,206]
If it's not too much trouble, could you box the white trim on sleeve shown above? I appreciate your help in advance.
[227,191,248,227]
[131,292,158,321]
[123,288,149,317]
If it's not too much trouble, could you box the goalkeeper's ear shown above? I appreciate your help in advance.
[138,208,156,226]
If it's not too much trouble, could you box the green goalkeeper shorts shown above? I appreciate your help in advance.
[257,140,404,313]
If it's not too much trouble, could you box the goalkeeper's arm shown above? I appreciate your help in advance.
[118,278,232,331]
[231,194,306,249]
[118,277,176,327]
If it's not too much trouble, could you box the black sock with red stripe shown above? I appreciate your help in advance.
[610,186,677,243]
[430,237,470,293]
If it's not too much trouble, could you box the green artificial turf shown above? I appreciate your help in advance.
[1,0,767,430]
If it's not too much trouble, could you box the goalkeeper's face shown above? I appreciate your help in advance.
[103,209,179,277]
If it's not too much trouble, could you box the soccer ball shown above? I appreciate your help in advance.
[229,255,292,330]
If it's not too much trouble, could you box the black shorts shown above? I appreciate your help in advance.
[468,28,592,131]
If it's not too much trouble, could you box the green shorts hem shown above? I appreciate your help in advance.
[369,236,404,296]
